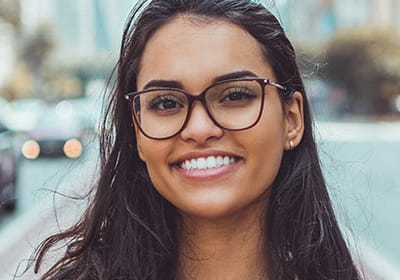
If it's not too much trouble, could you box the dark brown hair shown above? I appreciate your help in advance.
[33,1,361,279]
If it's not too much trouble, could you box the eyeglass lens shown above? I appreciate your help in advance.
[132,80,264,139]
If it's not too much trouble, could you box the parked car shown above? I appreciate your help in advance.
[0,120,18,211]
[19,102,85,159]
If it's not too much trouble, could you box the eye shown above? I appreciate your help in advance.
[148,94,185,112]
[220,87,257,104]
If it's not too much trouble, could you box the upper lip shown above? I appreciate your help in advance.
[170,149,243,166]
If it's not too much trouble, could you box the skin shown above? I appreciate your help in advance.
[135,16,304,279]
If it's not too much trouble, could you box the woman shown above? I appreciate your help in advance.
[34,0,362,279]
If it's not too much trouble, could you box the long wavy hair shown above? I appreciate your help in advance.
[33,0,362,279]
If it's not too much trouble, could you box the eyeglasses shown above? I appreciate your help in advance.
[124,77,291,140]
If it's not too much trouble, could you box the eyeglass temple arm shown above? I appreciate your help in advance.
[269,81,295,98]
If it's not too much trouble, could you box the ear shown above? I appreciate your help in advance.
[283,91,304,151]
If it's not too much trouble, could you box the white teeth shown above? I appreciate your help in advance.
[197,158,207,169]
[217,156,223,166]
[180,155,237,170]
[223,156,230,165]
[207,156,217,168]
[191,159,197,169]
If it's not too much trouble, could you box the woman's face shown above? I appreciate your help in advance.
[135,17,299,220]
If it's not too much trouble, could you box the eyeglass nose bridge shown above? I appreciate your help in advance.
[182,89,224,131]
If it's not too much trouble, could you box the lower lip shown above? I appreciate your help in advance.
[173,160,241,181]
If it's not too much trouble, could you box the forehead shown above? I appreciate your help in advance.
[137,16,275,90]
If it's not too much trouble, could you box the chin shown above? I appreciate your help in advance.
[177,199,262,221]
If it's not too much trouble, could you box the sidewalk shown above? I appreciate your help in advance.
[0,200,81,280]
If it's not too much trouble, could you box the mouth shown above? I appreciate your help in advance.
[176,155,241,171]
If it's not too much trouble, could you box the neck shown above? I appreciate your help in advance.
[175,206,268,280]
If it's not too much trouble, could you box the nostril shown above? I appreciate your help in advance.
[180,105,224,143]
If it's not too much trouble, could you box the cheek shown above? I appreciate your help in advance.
[248,138,284,201]
[136,134,171,183]
[255,101,286,150]
[137,135,163,163]
[249,129,284,174]
[249,106,286,181]
[134,124,146,161]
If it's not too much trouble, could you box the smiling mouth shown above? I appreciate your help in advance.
[178,155,241,171]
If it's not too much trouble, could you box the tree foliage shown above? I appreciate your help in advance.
[322,27,400,115]
[21,23,56,74]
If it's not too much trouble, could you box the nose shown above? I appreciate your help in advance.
[180,101,224,144]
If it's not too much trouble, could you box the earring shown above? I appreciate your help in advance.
[289,140,294,151]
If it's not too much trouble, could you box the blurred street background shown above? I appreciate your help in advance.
[0,0,399,279]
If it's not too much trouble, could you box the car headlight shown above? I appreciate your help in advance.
[22,139,40,159]
[63,138,83,159]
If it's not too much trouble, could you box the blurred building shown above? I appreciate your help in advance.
[3,0,399,80]
[278,0,400,42]
[19,0,135,62]
[0,0,19,91]
[16,0,400,56]
[370,0,400,30]
[0,21,17,88]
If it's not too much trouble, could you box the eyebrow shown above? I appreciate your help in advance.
[212,70,258,83]
[142,70,259,90]
[143,80,183,90]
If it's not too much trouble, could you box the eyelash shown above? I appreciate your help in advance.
[148,95,184,111]
[219,88,256,102]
